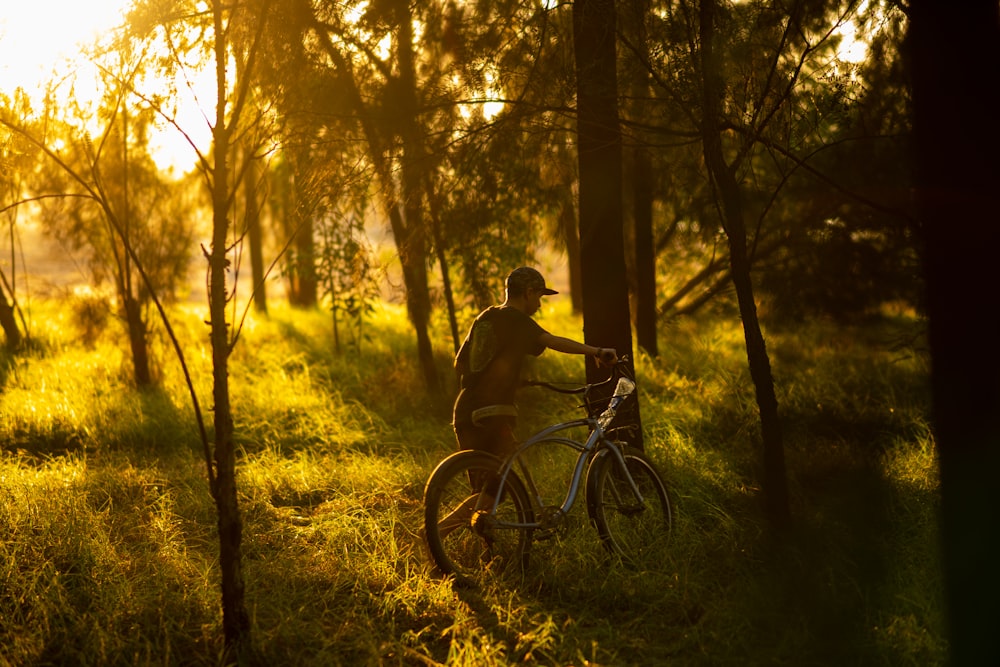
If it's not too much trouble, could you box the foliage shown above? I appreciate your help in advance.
[1,44,199,385]
[253,0,583,317]
[643,0,918,321]
[0,299,944,665]
[6,0,923,340]
[315,200,382,356]
[27,108,195,307]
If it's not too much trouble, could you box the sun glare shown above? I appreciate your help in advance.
[835,18,868,63]
[1,1,210,173]
[0,1,127,93]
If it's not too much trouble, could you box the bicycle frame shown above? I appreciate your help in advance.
[486,414,646,532]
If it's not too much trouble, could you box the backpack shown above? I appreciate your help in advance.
[454,314,499,390]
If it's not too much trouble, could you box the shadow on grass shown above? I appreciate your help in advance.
[729,440,944,665]
[747,453,894,664]
[462,432,940,664]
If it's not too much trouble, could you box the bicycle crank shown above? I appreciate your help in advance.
[534,505,567,541]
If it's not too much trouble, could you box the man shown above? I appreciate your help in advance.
[453,266,618,460]
[432,267,617,544]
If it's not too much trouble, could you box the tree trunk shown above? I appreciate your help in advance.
[620,0,658,357]
[630,146,657,356]
[212,145,249,659]
[291,212,317,307]
[427,181,460,353]
[210,1,249,655]
[910,2,1000,665]
[123,294,152,386]
[395,2,442,398]
[0,285,21,350]
[244,149,268,314]
[559,184,584,314]
[699,0,789,527]
[306,2,441,397]
[573,0,642,446]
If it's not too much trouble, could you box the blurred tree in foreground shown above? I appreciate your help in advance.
[910,1,1000,664]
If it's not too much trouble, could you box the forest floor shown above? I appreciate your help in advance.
[0,298,944,665]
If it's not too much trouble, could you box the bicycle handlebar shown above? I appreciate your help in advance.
[519,356,638,433]
[521,356,635,403]
[519,379,589,394]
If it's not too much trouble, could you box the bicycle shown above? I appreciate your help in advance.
[422,357,673,584]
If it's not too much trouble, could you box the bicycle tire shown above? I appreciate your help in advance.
[586,450,672,565]
[423,450,534,584]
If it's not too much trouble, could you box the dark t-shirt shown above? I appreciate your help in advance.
[453,305,548,427]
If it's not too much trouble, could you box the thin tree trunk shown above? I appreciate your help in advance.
[699,0,789,527]
[120,105,152,387]
[559,185,584,314]
[305,3,441,396]
[292,213,317,307]
[396,3,442,397]
[1,222,27,348]
[244,149,267,314]
[427,180,460,353]
[123,295,152,386]
[210,1,249,655]
[621,0,658,357]
[0,285,21,350]
[631,145,657,355]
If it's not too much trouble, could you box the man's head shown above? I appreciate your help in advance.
[504,267,557,316]
[505,267,558,298]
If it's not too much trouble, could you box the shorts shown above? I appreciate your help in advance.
[454,416,517,494]
[454,416,517,458]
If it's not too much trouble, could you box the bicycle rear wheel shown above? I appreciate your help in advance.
[423,450,534,584]
[586,450,672,565]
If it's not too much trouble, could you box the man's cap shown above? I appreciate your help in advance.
[506,266,558,295]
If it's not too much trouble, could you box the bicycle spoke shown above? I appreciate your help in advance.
[423,451,533,585]
[588,451,673,566]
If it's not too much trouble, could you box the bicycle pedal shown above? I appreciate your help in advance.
[471,510,496,538]
[537,506,566,530]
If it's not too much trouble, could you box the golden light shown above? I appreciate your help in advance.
[0,1,126,93]
[0,0,211,174]
[835,14,869,64]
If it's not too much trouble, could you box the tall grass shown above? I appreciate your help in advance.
[0,300,944,665]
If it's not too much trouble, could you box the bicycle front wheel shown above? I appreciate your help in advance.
[586,450,672,565]
[423,450,534,584]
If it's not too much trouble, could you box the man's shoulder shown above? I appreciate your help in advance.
[474,305,518,326]
[488,306,544,331]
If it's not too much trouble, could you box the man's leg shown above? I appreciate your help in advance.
[436,420,514,540]
[436,491,496,540]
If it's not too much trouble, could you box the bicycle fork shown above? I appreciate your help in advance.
[598,443,648,514]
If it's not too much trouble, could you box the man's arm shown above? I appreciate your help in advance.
[539,332,617,364]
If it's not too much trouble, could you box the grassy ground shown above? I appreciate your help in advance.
[0,298,944,665]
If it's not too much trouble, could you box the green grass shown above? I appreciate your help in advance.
[0,300,944,665]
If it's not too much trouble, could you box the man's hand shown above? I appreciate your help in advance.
[595,347,618,367]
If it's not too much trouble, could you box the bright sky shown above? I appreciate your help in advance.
[0,0,208,173]
[0,1,126,92]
